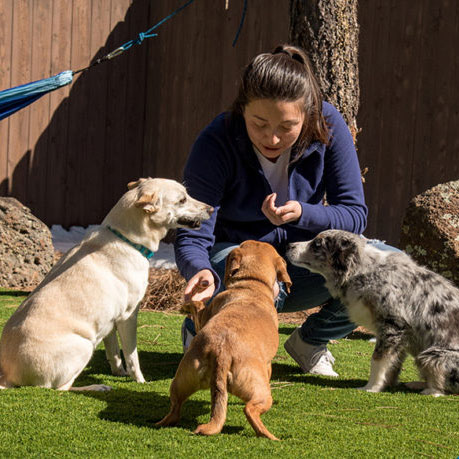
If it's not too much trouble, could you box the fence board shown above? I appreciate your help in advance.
[0,1,13,196]
[7,0,32,204]
[100,0,131,221]
[28,0,53,218]
[43,0,72,225]
[83,0,112,224]
[122,0,150,194]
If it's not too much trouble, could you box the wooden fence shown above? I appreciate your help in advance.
[1,0,458,246]
[357,0,459,244]
[0,0,290,226]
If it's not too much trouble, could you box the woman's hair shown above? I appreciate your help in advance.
[231,44,329,150]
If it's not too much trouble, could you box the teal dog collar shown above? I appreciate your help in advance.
[107,226,155,260]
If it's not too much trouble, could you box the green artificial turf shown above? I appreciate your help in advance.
[0,288,458,458]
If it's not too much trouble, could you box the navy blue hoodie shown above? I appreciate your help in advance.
[174,102,367,288]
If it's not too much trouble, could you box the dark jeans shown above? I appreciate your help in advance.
[184,239,401,345]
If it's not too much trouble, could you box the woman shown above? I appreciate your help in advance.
[174,44,386,377]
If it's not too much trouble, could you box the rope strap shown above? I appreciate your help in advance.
[74,0,196,75]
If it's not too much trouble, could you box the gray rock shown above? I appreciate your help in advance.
[0,197,54,290]
[399,180,459,287]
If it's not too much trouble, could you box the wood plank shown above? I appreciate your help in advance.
[101,0,131,215]
[64,0,92,226]
[44,0,72,225]
[379,0,424,245]
[443,2,459,183]
[7,0,33,205]
[82,0,111,224]
[142,1,167,179]
[359,0,393,241]
[27,0,53,221]
[122,0,150,190]
[0,0,13,196]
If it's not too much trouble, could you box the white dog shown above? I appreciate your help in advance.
[0,178,213,391]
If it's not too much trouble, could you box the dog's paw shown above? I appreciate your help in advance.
[156,413,179,427]
[195,422,222,436]
[420,388,444,397]
[134,374,146,384]
[356,385,383,393]
[111,367,128,377]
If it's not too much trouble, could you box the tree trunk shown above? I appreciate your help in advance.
[289,0,360,141]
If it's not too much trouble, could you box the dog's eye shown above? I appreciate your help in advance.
[179,197,187,204]
[311,239,322,250]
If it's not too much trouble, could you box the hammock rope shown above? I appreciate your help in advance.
[0,0,248,122]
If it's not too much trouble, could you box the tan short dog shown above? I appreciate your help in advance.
[0,178,213,391]
[157,240,292,440]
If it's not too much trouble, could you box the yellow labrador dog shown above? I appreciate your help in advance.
[0,178,213,391]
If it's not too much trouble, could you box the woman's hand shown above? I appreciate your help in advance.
[184,269,216,302]
[262,193,302,225]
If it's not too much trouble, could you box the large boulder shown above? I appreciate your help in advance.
[0,197,54,290]
[399,180,459,287]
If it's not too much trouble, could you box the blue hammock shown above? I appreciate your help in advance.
[0,71,73,122]
[0,0,247,122]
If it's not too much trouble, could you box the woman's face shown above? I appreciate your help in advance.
[243,98,305,161]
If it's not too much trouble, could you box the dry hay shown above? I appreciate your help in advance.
[138,268,373,334]
[140,267,186,312]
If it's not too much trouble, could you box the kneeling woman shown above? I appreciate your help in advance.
[174,44,394,376]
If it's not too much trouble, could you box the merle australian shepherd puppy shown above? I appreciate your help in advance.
[287,230,459,396]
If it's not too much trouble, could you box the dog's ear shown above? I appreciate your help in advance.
[135,190,161,213]
[224,248,242,284]
[275,256,292,293]
[127,178,147,190]
[329,236,360,283]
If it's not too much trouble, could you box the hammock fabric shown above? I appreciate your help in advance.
[0,71,73,122]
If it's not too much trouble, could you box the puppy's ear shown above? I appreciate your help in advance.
[135,191,161,213]
[329,236,360,283]
[224,248,242,284]
[127,178,146,190]
[275,256,292,293]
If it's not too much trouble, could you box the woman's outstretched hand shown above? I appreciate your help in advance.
[262,193,302,225]
[184,269,215,302]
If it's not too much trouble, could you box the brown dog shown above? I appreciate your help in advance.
[156,240,292,440]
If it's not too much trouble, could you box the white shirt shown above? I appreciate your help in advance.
[254,147,290,207]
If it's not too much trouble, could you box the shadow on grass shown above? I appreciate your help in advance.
[82,349,183,382]
[278,326,374,341]
[74,350,250,433]
[272,361,368,389]
[0,289,29,297]
[271,361,420,394]
[79,387,214,430]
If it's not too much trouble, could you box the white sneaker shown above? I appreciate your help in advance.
[284,327,339,377]
[181,319,195,353]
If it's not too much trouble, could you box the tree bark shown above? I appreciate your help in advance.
[289,0,360,141]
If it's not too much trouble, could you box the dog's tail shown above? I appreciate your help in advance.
[195,350,231,436]
[181,301,206,332]
[416,347,459,394]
